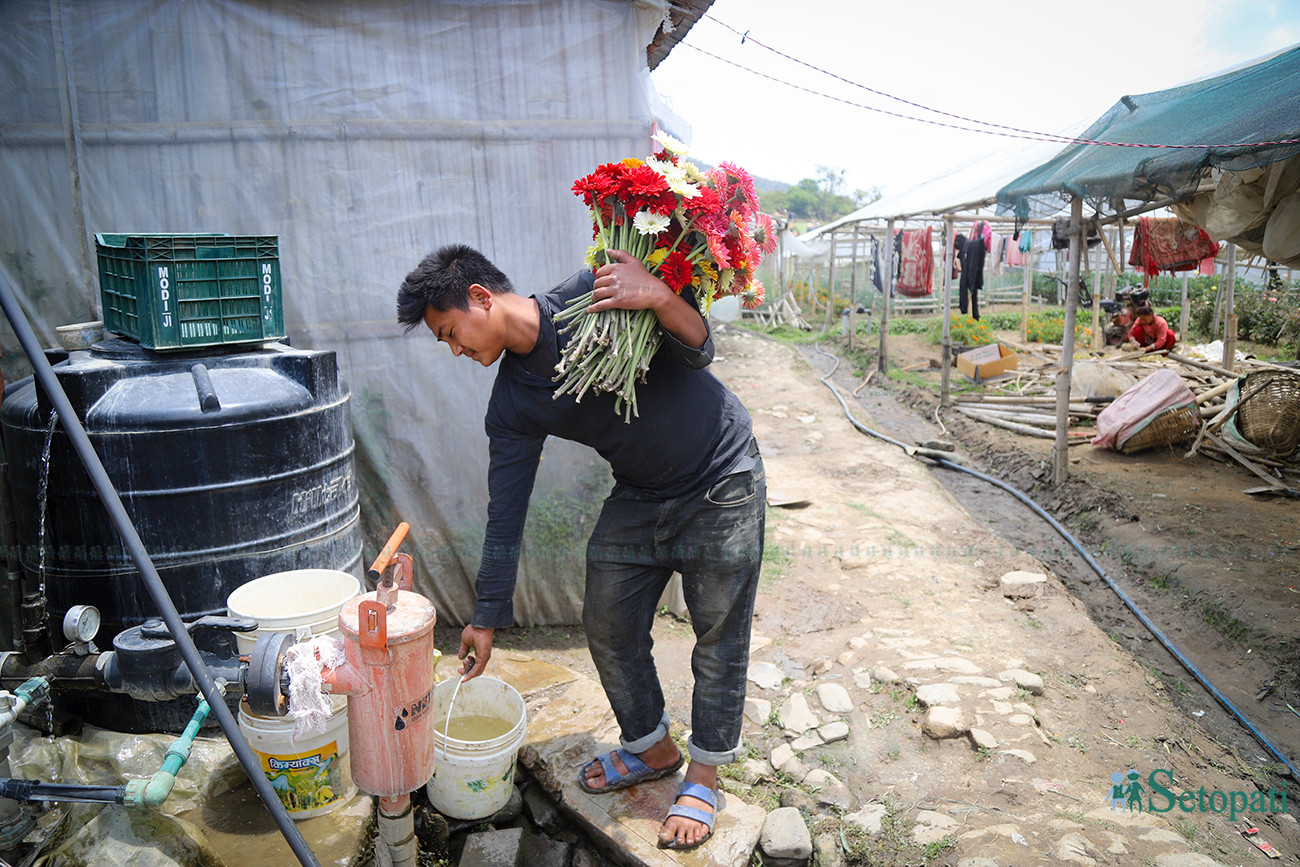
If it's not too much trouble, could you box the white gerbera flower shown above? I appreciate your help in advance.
[633,210,670,236]
[647,156,686,182]
[666,176,701,199]
[652,130,690,156]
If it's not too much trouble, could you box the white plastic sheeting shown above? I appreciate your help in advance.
[806,130,1088,236]
[0,0,671,625]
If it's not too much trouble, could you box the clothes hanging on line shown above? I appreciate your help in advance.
[1128,217,1220,286]
[958,230,986,320]
[1051,217,1102,249]
[1006,233,1025,266]
[870,236,885,293]
[895,226,933,297]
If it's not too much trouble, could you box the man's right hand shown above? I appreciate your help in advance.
[458,624,494,681]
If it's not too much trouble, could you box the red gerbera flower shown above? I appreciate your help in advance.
[658,250,694,293]
[624,164,675,214]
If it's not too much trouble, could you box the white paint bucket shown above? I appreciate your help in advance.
[238,703,355,819]
[425,677,527,820]
[226,569,361,656]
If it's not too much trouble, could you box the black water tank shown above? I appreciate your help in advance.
[1,338,362,732]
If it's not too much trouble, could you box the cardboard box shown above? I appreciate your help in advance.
[956,343,1018,381]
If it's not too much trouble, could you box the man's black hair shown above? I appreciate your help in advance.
[397,244,514,332]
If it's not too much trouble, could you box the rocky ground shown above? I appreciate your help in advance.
[487,321,1300,866]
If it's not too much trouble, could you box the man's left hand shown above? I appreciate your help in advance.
[589,249,673,314]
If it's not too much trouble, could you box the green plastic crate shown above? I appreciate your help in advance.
[96,233,285,351]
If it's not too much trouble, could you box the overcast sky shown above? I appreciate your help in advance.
[649,0,1300,199]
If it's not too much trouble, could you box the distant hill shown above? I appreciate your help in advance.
[753,174,791,194]
[692,159,790,194]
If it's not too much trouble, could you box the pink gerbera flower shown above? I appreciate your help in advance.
[711,162,759,218]
[752,212,778,256]
[685,189,729,241]
[705,232,731,269]
[741,280,766,310]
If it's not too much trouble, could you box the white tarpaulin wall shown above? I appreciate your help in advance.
[0,0,671,625]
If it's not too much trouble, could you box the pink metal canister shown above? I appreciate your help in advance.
[326,552,439,798]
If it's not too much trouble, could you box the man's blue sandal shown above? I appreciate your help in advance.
[577,748,684,794]
[657,780,717,850]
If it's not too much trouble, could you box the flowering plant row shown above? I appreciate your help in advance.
[555,132,777,421]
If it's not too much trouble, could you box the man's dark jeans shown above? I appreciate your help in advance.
[583,448,765,766]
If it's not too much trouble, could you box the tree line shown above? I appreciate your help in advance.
[759,166,881,224]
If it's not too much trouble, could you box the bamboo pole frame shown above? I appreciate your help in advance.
[1054,196,1084,485]
[847,226,860,349]
[1091,238,1102,351]
[823,230,837,335]
[941,215,954,406]
[1223,244,1237,371]
[879,219,893,374]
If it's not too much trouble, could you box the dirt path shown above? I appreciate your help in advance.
[486,321,1300,864]
[852,327,1300,790]
[704,325,1297,864]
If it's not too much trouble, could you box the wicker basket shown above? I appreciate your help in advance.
[1118,403,1201,454]
[1235,370,1300,456]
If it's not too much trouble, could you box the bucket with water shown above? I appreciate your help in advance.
[238,704,356,819]
[426,676,527,819]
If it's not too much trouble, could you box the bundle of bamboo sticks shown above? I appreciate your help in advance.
[948,341,1300,489]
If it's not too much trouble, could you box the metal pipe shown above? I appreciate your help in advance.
[0,272,320,867]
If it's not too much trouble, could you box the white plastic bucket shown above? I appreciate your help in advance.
[425,677,527,820]
[226,569,361,656]
[239,704,355,820]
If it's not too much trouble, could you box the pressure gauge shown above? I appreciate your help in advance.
[63,605,101,645]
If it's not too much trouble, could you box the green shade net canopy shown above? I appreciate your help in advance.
[997,44,1300,225]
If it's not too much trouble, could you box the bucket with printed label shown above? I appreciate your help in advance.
[238,703,355,819]
[425,677,527,820]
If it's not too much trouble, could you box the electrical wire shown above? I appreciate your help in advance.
[685,17,1300,152]
[810,343,1299,781]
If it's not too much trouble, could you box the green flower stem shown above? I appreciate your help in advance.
[554,202,680,420]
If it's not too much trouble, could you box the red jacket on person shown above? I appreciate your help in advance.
[1129,314,1176,352]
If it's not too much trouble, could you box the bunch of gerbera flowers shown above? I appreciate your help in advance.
[555,131,777,421]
